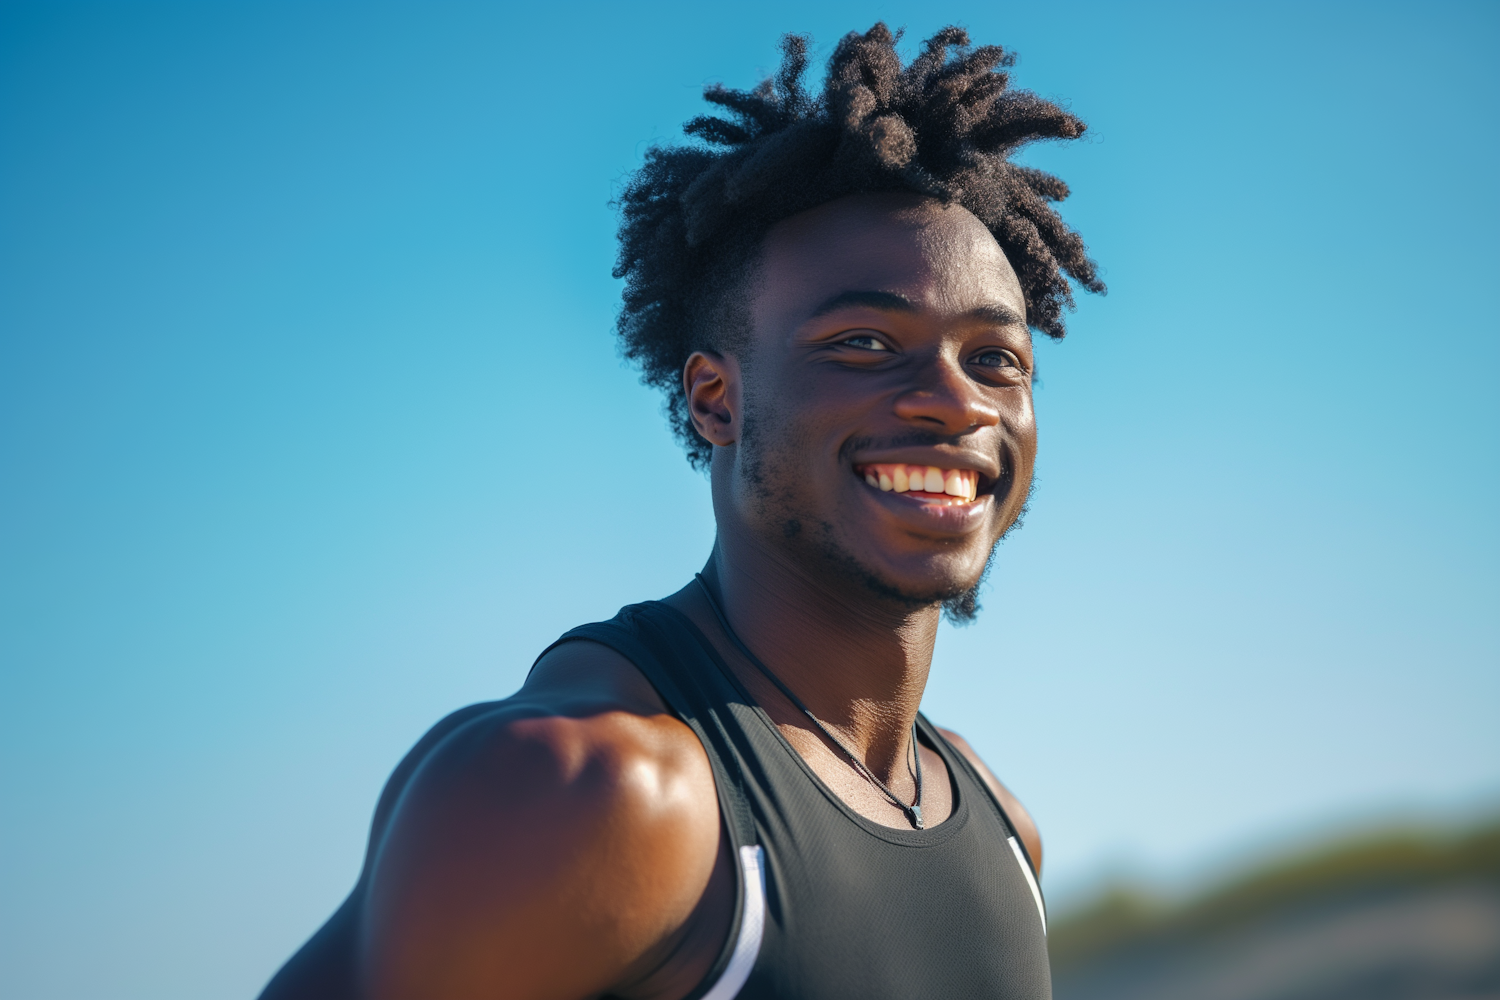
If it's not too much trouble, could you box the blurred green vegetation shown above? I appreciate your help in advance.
[1049,817,1500,971]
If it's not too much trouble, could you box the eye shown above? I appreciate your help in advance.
[840,333,891,352]
[973,349,1022,371]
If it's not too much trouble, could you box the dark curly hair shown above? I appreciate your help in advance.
[614,24,1105,469]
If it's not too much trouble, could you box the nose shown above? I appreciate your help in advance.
[891,356,1001,433]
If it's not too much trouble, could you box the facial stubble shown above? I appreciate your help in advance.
[735,391,1027,625]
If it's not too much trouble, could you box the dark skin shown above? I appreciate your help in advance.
[259,192,1042,1000]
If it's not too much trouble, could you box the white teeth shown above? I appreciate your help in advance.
[860,463,982,502]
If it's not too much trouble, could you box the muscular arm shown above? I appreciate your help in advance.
[935,727,1043,877]
[261,641,730,1000]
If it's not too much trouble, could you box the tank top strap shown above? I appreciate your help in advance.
[533,602,772,1000]
[920,712,1040,879]
[532,601,759,853]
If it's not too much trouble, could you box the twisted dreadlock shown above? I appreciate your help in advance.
[615,24,1105,469]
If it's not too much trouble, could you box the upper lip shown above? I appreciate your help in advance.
[849,450,1004,493]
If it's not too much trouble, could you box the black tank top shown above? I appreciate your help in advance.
[543,599,1051,1000]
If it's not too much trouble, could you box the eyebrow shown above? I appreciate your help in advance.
[965,303,1027,327]
[807,290,916,318]
[806,290,1026,328]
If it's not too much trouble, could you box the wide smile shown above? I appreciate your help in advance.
[854,463,984,506]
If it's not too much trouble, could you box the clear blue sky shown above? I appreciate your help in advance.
[1,2,1496,997]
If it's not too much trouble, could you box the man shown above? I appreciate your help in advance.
[262,24,1102,1000]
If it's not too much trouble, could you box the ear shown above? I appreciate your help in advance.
[683,351,739,448]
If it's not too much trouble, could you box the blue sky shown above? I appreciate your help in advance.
[1,2,1496,997]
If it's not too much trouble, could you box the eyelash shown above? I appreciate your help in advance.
[975,351,1019,369]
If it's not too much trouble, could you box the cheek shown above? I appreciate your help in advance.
[734,382,819,500]
[735,395,858,522]
[743,365,852,455]
[1006,393,1038,450]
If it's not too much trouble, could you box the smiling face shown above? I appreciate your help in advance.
[686,192,1036,612]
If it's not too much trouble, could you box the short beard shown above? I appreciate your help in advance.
[939,478,1032,625]
[939,553,992,626]
[741,415,1035,625]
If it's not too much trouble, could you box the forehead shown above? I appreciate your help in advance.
[751,193,1024,330]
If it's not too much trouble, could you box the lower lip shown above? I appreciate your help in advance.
[857,480,993,533]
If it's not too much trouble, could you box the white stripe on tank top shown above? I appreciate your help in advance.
[699,845,767,1000]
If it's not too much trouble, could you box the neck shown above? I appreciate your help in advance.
[703,533,940,779]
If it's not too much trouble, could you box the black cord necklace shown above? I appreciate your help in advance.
[694,574,926,830]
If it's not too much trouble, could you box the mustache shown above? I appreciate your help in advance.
[838,430,981,462]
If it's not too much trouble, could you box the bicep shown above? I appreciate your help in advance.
[936,727,1043,878]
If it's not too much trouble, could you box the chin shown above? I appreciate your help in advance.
[815,529,997,613]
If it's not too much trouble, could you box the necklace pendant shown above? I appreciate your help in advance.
[911,805,924,830]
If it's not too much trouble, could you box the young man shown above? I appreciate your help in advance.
[262,25,1102,1000]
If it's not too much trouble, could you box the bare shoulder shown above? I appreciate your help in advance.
[935,726,1043,877]
[360,639,726,999]
[278,640,728,1000]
